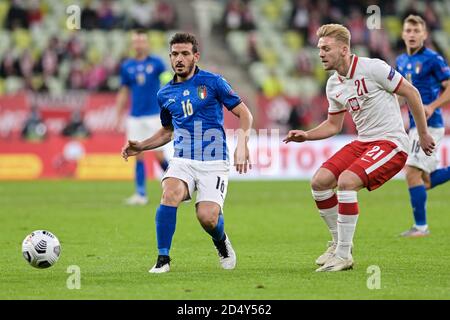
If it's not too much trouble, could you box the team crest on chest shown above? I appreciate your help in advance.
[137,73,145,84]
[415,62,422,74]
[347,97,361,111]
[146,64,154,73]
[197,85,207,99]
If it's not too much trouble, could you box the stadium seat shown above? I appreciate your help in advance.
[0,1,9,27]
[443,17,450,36]
[46,77,64,96]
[284,31,304,52]
[248,62,269,87]
[0,31,11,57]
[432,31,450,58]
[5,77,24,94]
[13,29,32,52]
[148,31,167,52]
[383,16,402,43]
[58,60,71,80]
[0,78,4,95]
[30,26,50,52]
[226,31,250,64]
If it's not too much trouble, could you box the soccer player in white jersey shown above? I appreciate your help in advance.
[283,24,435,272]
[122,33,253,273]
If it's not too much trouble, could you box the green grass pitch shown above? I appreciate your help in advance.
[1,179,449,299]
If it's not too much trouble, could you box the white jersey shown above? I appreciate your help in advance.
[326,55,409,152]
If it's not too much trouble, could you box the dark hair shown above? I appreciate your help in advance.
[169,32,199,53]
[132,29,148,35]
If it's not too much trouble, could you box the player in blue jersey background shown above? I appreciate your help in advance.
[121,33,253,273]
[396,15,450,237]
[115,29,170,206]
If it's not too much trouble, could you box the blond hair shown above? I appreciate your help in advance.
[316,24,351,46]
[404,14,427,30]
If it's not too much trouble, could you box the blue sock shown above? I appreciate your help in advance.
[159,159,169,171]
[430,166,450,189]
[409,185,427,226]
[135,160,146,196]
[155,204,177,256]
[207,212,225,241]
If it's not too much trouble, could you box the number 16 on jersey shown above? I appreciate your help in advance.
[182,99,193,117]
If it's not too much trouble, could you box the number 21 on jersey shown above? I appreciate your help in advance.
[355,78,368,96]
[181,99,193,117]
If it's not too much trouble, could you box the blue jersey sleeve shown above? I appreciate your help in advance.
[431,54,450,83]
[160,108,172,127]
[215,76,242,110]
[120,62,131,87]
[158,93,173,127]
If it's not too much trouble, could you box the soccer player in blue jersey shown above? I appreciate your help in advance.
[121,33,253,273]
[396,15,450,237]
[115,29,169,205]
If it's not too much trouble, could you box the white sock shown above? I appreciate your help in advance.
[414,224,428,231]
[320,207,338,243]
[336,214,358,259]
[312,189,338,243]
[336,190,359,259]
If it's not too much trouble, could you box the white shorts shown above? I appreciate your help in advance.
[162,158,230,209]
[406,127,445,173]
[126,115,164,150]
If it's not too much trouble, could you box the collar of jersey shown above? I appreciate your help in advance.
[337,54,358,82]
[171,66,200,85]
[408,46,426,57]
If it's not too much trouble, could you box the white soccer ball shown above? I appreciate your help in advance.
[22,230,61,269]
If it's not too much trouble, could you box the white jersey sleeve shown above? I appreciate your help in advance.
[370,59,403,93]
[326,77,346,114]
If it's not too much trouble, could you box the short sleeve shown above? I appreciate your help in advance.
[431,54,450,83]
[370,59,404,93]
[158,92,173,127]
[120,63,131,87]
[160,108,172,127]
[215,76,242,110]
[326,79,345,114]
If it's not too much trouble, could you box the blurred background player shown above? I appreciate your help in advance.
[283,24,435,272]
[115,29,169,205]
[396,15,450,237]
[122,32,253,273]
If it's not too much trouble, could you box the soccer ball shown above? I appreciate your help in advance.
[22,230,61,269]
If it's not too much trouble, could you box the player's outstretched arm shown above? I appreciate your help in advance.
[121,126,173,161]
[395,78,435,155]
[283,111,345,143]
[425,80,450,119]
[231,102,253,174]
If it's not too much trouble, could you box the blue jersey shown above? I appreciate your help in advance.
[157,67,242,161]
[120,55,166,117]
[396,47,450,128]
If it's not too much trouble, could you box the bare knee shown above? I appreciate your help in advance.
[311,168,337,191]
[337,170,363,191]
[405,166,424,187]
[196,203,220,230]
[161,186,185,207]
